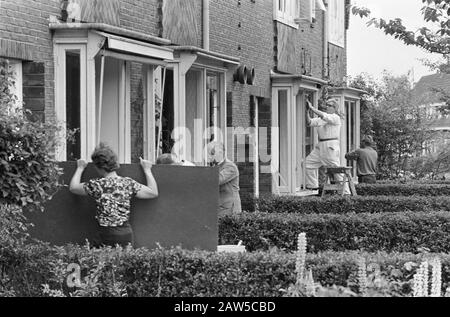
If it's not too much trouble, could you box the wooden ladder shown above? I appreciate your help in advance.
[321,166,358,197]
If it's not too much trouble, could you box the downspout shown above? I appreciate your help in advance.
[203,0,209,50]
[322,0,329,79]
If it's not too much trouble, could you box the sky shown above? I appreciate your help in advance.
[347,0,444,83]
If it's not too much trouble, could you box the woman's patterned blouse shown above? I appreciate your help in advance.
[83,177,142,227]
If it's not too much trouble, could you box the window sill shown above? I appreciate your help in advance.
[274,17,299,29]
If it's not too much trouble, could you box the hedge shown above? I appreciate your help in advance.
[2,242,450,297]
[219,211,450,253]
[253,195,450,214]
[356,183,450,196]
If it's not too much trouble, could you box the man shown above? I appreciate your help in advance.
[345,136,378,184]
[156,153,177,165]
[207,141,242,215]
[305,99,348,193]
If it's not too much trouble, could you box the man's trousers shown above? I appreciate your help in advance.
[305,140,349,194]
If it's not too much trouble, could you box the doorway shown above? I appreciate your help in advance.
[273,86,317,194]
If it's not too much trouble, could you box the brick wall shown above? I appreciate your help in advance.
[276,10,325,78]
[209,0,274,196]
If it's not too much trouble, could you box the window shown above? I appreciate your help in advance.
[275,0,300,28]
[345,100,357,176]
[66,51,81,161]
[311,0,316,20]
[328,0,345,47]
[183,68,225,165]
[8,60,23,110]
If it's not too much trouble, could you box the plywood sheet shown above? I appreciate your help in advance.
[26,162,219,251]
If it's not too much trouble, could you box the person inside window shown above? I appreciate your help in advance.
[69,143,158,248]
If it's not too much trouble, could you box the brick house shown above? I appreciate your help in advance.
[0,0,364,205]
[412,73,450,154]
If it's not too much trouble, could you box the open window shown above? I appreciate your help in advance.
[53,29,173,163]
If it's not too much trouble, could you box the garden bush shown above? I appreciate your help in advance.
[0,59,65,210]
[219,211,450,253]
[252,194,450,214]
[355,183,450,196]
[1,241,450,297]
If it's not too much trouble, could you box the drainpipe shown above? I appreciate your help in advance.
[322,0,329,79]
[203,0,210,50]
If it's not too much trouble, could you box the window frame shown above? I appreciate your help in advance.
[54,42,88,162]
[274,0,300,29]
[328,0,345,48]
[8,59,23,109]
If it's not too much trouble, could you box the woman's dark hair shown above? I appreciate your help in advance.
[91,143,120,173]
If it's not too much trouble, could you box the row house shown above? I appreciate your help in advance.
[0,0,364,206]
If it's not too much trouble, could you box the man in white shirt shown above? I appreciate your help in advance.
[305,99,348,193]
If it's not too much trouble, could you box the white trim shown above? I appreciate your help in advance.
[54,43,87,161]
[143,65,156,162]
[254,97,260,198]
[100,50,168,66]
[108,37,174,60]
[272,86,292,194]
[93,31,174,61]
[328,0,345,48]
[191,61,228,73]
[117,61,131,163]
[274,0,301,29]
[8,60,23,109]
[219,72,227,155]
[271,87,280,194]
[54,38,88,44]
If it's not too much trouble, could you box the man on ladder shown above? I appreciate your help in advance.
[304,99,350,195]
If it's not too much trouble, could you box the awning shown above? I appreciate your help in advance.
[270,70,329,85]
[172,46,240,70]
[94,31,174,64]
[329,86,368,98]
[50,23,174,64]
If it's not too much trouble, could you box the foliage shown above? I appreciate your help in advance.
[252,194,450,214]
[349,73,432,179]
[219,211,450,253]
[351,0,450,55]
[4,240,450,297]
[0,59,65,211]
[0,204,31,246]
[351,0,450,114]
[407,141,450,180]
[356,182,450,196]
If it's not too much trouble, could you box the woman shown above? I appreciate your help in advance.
[69,143,158,247]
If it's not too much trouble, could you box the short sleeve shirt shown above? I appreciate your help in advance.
[83,177,142,227]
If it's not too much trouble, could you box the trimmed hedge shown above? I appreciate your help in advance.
[219,211,450,253]
[356,183,450,196]
[254,195,450,214]
[1,242,450,297]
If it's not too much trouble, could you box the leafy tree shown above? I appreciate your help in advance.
[351,0,450,55]
[0,59,64,211]
[350,73,432,179]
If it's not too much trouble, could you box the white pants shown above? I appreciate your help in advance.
[305,140,349,194]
